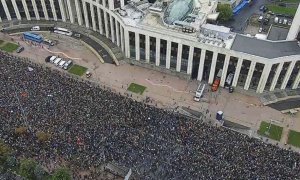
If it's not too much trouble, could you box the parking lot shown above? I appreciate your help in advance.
[224,0,297,36]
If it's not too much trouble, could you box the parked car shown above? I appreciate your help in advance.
[259,5,268,13]
[16,46,24,53]
[274,17,279,23]
[49,56,57,63]
[63,60,73,70]
[283,19,288,25]
[279,18,283,24]
[258,27,263,33]
[288,20,292,26]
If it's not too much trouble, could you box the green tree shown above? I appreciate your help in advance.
[34,165,47,180]
[19,158,37,180]
[217,4,233,22]
[52,167,71,180]
[0,140,11,166]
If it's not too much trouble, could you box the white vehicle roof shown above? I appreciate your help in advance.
[59,60,66,65]
[50,56,57,61]
[54,58,62,63]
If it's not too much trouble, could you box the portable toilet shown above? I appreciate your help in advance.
[216,111,223,121]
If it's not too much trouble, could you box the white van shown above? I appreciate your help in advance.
[50,56,57,63]
[58,60,66,68]
[54,58,62,66]
[31,26,40,31]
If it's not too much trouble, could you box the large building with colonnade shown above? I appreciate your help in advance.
[0,0,300,93]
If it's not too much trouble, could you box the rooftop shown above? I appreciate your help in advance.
[231,34,300,58]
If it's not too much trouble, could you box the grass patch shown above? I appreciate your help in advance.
[68,64,87,76]
[281,0,300,2]
[0,39,4,45]
[267,5,297,16]
[287,130,300,147]
[257,121,283,141]
[0,42,19,52]
[127,83,146,95]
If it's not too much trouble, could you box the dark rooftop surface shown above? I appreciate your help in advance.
[267,26,289,41]
[231,34,300,58]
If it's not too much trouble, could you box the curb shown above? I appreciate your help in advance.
[80,40,104,64]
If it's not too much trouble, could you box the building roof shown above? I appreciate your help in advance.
[231,34,300,58]
[163,0,194,25]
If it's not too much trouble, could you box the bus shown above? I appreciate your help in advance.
[23,32,43,43]
[53,27,73,36]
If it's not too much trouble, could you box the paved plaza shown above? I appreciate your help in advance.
[2,31,300,151]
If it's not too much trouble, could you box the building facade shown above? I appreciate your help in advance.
[0,0,300,93]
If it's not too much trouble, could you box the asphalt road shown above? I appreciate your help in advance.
[2,27,114,64]
[223,0,268,33]
[267,98,300,111]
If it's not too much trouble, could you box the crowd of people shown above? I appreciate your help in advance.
[1,52,300,179]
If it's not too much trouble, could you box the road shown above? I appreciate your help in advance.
[267,98,300,111]
[223,0,268,33]
[2,27,114,64]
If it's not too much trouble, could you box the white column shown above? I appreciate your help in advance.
[1,0,11,20]
[40,0,49,20]
[58,0,66,21]
[256,63,272,93]
[187,46,194,75]
[31,0,40,20]
[49,0,57,21]
[121,26,125,52]
[281,61,296,89]
[145,35,150,63]
[176,43,183,72]
[197,49,206,81]
[166,41,171,69]
[220,55,230,87]
[22,0,31,20]
[97,7,104,34]
[75,0,82,25]
[292,69,300,89]
[67,0,74,23]
[116,21,120,47]
[124,30,130,58]
[135,32,140,61]
[232,59,243,87]
[208,52,218,84]
[244,61,256,90]
[90,3,96,31]
[270,62,284,91]
[121,0,125,8]
[11,0,21,20]
[82,1,89,28]
[110,15,115,42]
[287,4,300,40]
[104,12,109,38]
[108,0,114,10]
[155,38,161,66]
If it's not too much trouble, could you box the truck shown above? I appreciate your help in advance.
[194,83,206,102]
[211,69,222,92]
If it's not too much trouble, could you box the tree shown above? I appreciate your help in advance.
[0,140,11,166]
[52,167,71,180]
[19,158,37,180]
[217,4,233,22]
[15,127,28,136]
[36,131,51,143]
[34,165,48,180]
